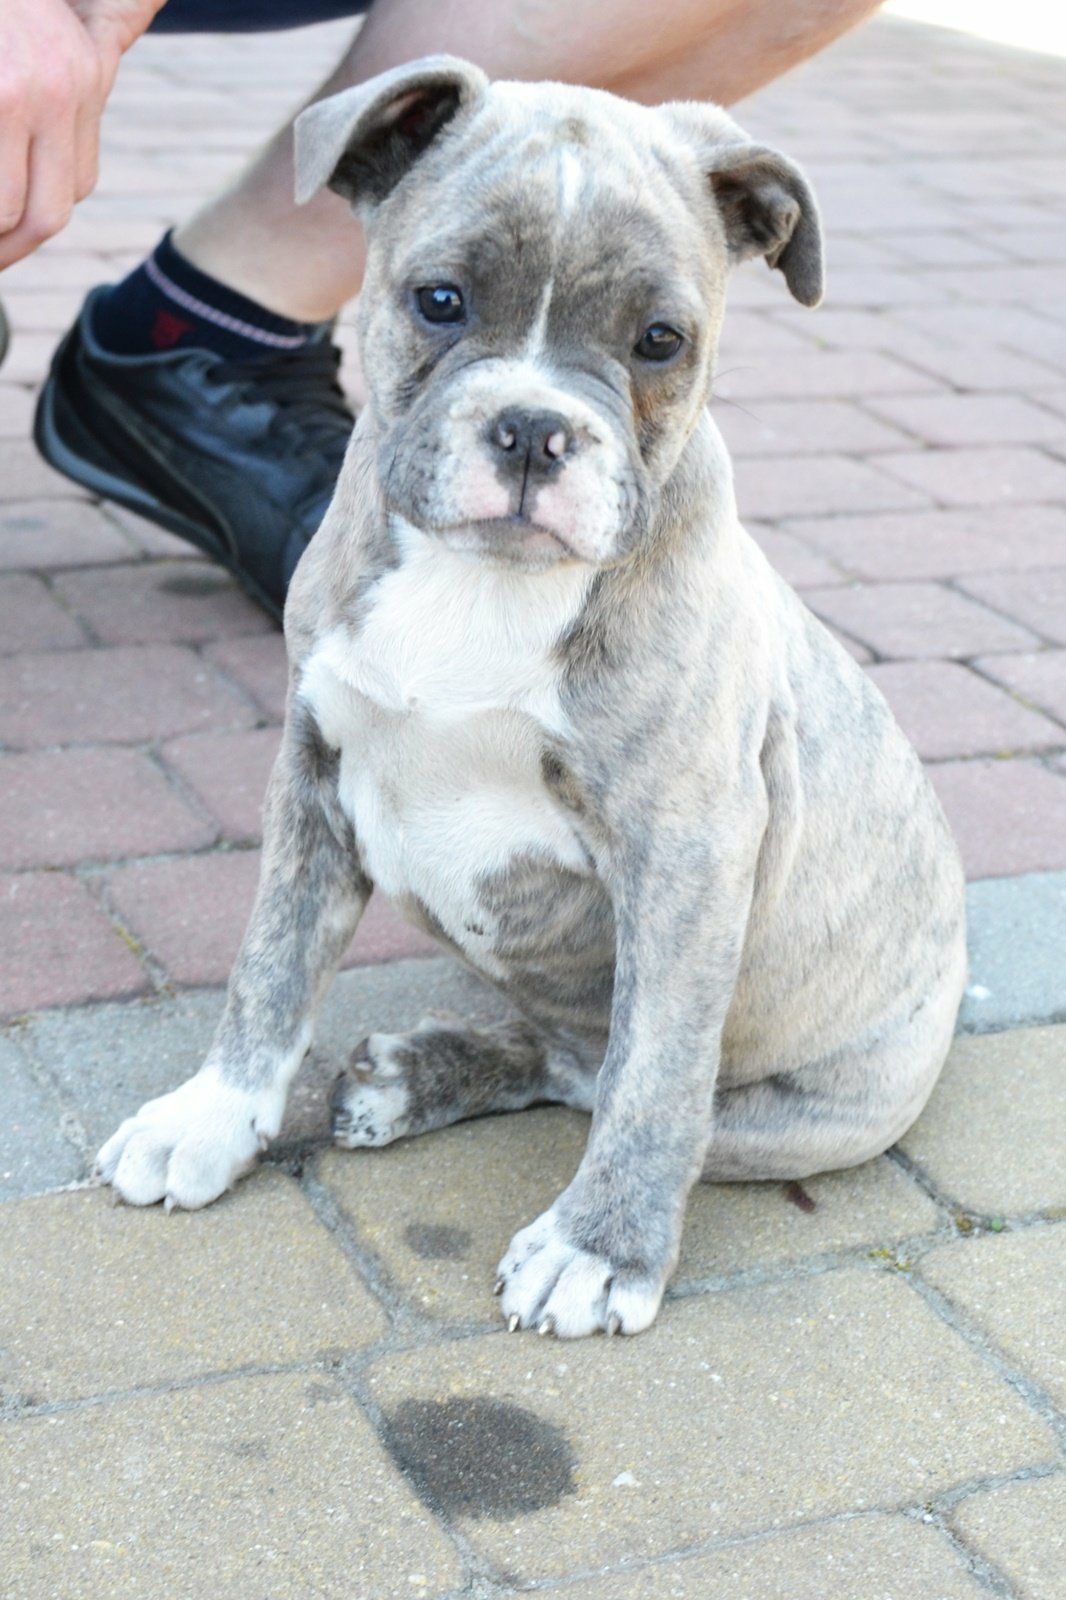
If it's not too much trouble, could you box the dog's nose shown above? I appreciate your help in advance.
[488,409,571,479]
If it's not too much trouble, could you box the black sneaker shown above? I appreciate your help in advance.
[34,287,354,618]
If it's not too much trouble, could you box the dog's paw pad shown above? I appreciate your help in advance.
[329,1034,414,1148]
[496,1209,665,1339]
[96,1073,277,1210]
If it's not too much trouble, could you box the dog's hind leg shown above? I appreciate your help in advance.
[329,1018,596,1148]
[702,976,962,1182]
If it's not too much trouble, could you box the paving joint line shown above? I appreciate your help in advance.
[191,636,281,723]
[940,573,1065,653]
[905,1265,1066,1444]
[339,1361,495,1595]
[902,1504,1021,1600]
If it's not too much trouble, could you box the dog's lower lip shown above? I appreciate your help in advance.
[433,517,573,557]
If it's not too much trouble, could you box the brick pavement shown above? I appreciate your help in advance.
[0,13,1064,1598]
[0,14,1063,1015]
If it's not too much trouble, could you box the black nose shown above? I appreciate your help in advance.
[488,409,572,483]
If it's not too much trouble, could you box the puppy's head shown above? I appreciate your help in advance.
[297,59,823,570]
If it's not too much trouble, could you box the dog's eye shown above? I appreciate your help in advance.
[634,323,684,362]
[415,284,465,325]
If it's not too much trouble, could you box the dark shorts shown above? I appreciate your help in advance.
[149,0,371,32]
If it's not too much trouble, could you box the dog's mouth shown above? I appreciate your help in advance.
[425,515,578,569]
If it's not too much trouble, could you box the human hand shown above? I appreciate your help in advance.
[0,0,162,268]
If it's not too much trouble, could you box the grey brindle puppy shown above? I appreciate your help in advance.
[97,58,967,1338]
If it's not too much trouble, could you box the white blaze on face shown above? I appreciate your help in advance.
[557,147,584,216]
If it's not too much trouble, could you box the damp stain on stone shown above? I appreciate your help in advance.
[223,1438,269,1460]
[305,1381,342,1407]
[403,1221,473,1260]
[159,571,231,597]
[380,1397,576,1519]
[784,1179,817,1213]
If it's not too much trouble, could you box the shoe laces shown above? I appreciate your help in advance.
[215,337,354,460]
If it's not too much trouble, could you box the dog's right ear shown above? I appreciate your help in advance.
[294,56,488,209]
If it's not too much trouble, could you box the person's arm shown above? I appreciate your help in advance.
[0,0,165,269]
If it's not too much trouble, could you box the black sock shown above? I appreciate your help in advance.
[90,229,327,361]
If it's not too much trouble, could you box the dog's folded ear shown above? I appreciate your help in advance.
[666,104,824,308]
[294,56,489,209]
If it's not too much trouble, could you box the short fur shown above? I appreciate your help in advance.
[98,59,966,1339]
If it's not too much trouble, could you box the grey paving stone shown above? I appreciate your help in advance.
[0,1035,81,1199]
[0,1373,461,1600]
[366,1271,1056,1583]
[950,1475,1066,1600]
[0,1170,386,1402]
[961,872,1066,1033]
[22,957,514,1160]
[538,1515,990,1599]
[898,1026,1065,1216]
[318,1109,937,1326]
[921,1228,1066,1407]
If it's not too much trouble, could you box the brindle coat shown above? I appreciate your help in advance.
[97,59,966,1338]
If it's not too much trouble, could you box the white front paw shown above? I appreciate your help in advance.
[496,1209,666,1339]
[96,1070,283,1210]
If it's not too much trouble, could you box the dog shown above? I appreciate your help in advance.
[96,57,967,1339]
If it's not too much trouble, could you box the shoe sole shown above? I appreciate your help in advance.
[35,364,284,623]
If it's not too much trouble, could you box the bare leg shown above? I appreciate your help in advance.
[329,1017,597,1147]
[174,0,881,320]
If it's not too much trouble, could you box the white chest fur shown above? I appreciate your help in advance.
[298,529,594,964]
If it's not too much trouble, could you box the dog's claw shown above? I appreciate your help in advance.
[538,1316,555,1338]
[493,1277,505,1297]
[163,1193,176,1214]
[606,1311,622,1337]
[507,1313,520,1333]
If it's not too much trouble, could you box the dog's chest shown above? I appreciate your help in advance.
[299,540,594,966]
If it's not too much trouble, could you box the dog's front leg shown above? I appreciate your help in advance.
[97,717,369,1209]
[498,785,765,1338]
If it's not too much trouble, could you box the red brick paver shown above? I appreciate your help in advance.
[203,634,288,722]
[975,651,1066,727]
[0,646,256,749]
[865,394,1066,449]
[0,501,133,571]
[877,447,1066,508]
[958,571,1066,648]
[930,759,1066,880]
[0,575,86,654]
[0,384,36,439]
[0,872,146,1017]
[804,582,1040,660]
[0,749,214,869]
[105,851,435,987]
[867,660,1064,761]
[161,728,283,842]
[53,561,275,645]
[715,400,909,457]
[782,507,1066,583]
[749,526,844,589]
[733,453,929,521]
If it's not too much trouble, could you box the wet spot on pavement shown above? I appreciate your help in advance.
[159,571,232,597]
[381,1396,576,1518]
[403,1221,472,1260]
